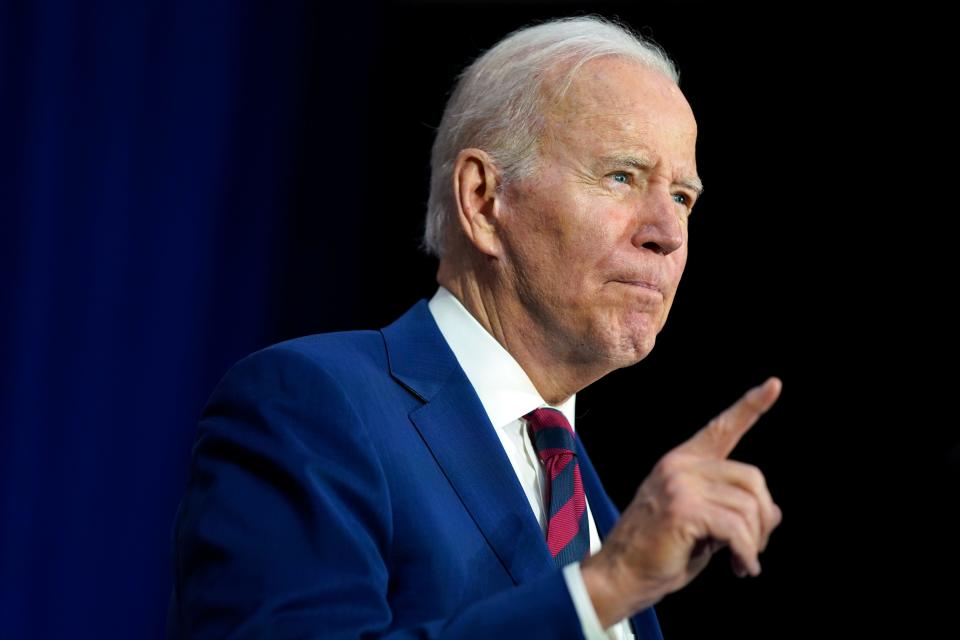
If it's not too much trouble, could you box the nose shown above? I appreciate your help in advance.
[631,187,685,256]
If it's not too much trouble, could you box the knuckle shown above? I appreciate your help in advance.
[765,504,783,532]
[661,470,698,506]
[657,451,687,475]
[746,465,767,490]
[732,461,764,490]
[663,492,696,524]
[733,487,755,511]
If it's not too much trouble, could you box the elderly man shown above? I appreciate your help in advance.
[168,16,782,639]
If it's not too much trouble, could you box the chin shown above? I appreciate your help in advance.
[580,310,660,368]
[614,318,659,365]
[591,327,656,369]
[623,334,657,365]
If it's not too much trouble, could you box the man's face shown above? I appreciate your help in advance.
[498,57,700,370]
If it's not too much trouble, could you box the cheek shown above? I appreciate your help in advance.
[504,186,627,299]
[559,200,625,264]
[519,204,603,280]
[555,228,615,300]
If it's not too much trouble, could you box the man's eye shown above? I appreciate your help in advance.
[672,193,690,206]
[610,172,630,184]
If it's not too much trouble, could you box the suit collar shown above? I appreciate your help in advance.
[380,299,458,403]
[381,300,553,585]
[427,287,578,431]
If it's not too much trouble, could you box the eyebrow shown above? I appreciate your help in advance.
[600,154,704,197]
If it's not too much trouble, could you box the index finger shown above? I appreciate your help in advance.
[679,377,782,459]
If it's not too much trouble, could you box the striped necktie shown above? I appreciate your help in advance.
[524,407,590,567]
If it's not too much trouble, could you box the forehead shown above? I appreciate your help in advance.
[544,57,698,166]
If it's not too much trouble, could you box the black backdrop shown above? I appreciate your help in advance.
[1,1,954,638]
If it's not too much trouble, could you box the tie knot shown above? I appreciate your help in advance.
[524,407,576,460]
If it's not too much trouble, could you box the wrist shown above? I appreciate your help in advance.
[580,551,662,628]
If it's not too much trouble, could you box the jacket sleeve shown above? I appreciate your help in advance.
[168,345,586,639]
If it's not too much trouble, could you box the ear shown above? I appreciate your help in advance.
[452,148,504,258]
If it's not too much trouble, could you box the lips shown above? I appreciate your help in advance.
[614,278,663,295]
[621,280,660,292]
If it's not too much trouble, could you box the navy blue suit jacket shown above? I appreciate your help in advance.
[168,300,663,638]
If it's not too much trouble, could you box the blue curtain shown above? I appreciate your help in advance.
[0,1,368,636]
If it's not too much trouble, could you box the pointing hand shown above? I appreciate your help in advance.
[581,378,783,627]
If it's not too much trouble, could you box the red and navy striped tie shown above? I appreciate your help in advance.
[525,407,590,567]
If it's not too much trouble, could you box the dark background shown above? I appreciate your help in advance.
[1,1,954,638]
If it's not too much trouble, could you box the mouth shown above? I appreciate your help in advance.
[614,279,663,295]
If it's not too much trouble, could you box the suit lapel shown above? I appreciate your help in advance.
[384,301,662,638]
[382,301,553,586]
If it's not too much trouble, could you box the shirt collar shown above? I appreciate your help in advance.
[428,286,576,431]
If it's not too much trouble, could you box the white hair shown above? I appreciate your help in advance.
[422,16,680,257]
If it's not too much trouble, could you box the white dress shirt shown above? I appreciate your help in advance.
[428,287,635,640]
